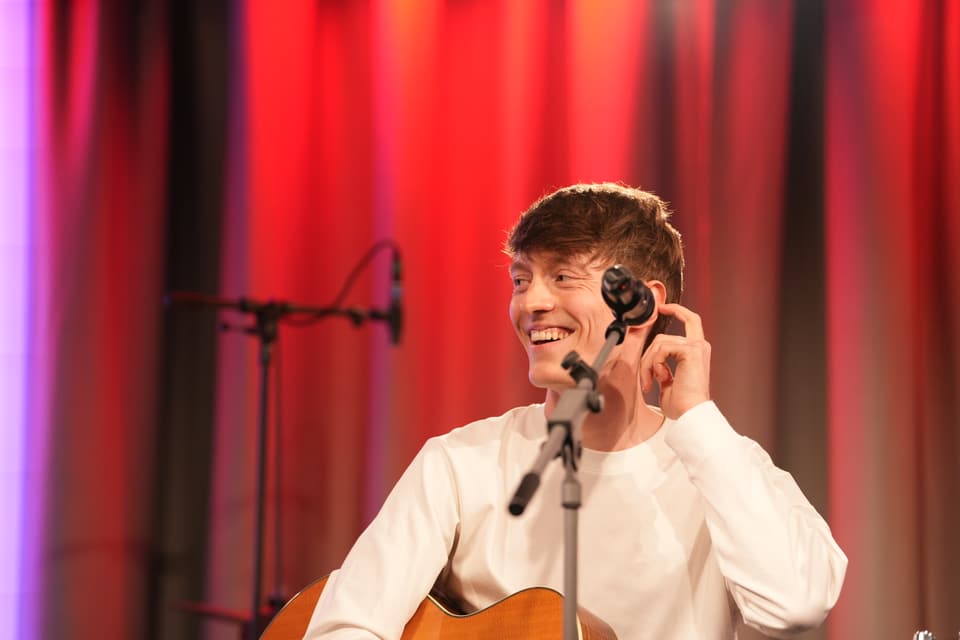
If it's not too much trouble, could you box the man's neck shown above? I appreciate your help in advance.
[543,360,664,452]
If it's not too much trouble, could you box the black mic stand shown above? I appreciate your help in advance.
[164,292,393,640]
[508,316,630,640]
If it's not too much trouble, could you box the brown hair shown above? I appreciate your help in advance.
[505,183,684,343]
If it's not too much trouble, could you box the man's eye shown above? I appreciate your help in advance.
[512,277,529,289]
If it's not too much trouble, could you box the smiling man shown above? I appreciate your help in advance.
[304,183,847,639]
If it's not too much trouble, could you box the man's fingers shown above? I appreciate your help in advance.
[655,362,673,385]
[639,305,712,415]
[640,334,710,390]
[640,360,672,393]
[642,336,709,363]
[656,303,705,341]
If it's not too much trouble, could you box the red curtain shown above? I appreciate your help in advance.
[203,2,801,639]
[25,2,959,640]
[26,2,169,639]
[826,1,960,636]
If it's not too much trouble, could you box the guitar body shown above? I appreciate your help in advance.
[260,575,618,640]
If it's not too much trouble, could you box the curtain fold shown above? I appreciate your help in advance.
[25,2,169,639]
[21,2,959,640]
[826,1,960,637]
[202,3,798,640]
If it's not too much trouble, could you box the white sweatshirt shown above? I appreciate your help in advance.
[305,401,847,639]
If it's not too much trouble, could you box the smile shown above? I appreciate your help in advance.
[529,327,571,345]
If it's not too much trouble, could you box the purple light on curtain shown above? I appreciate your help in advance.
[0,1,35,638]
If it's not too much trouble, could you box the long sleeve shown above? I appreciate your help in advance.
[663,401,848,637]
[303,438,462,639]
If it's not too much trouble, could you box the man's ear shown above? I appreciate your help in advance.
[626,280,667,338]
[641,280,667,328]
[647,280,667,307]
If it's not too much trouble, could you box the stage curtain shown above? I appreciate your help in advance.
[24,2,169,639]
[21,2,959,640]
[825,1,960,637]
[203,2,801,639]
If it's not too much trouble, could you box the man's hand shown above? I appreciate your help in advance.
[639,303,711,419]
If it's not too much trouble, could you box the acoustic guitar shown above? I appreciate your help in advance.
[260,575,618,639]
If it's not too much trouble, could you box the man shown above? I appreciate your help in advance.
[305,183,847,638]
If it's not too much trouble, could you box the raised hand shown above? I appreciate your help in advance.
[639,303,711,419]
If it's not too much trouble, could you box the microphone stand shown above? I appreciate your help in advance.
[508,315,630,640]
[164,292,393,640]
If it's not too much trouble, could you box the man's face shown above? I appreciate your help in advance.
[509,251,618,389]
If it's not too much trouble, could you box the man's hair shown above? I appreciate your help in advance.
[504,182,684,344]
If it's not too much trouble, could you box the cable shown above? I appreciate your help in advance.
[328,239,398,309]
[280,239,398,328]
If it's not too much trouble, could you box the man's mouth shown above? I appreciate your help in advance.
[529,327,572,345]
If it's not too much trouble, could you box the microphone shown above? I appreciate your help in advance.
[601,265,654,325]
[388,249,403,345]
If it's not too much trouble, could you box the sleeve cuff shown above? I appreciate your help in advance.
[662,400,742,468]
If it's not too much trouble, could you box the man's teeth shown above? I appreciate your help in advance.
[530,328,571,344]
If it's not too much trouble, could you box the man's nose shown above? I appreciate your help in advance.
[524,278,557,312]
